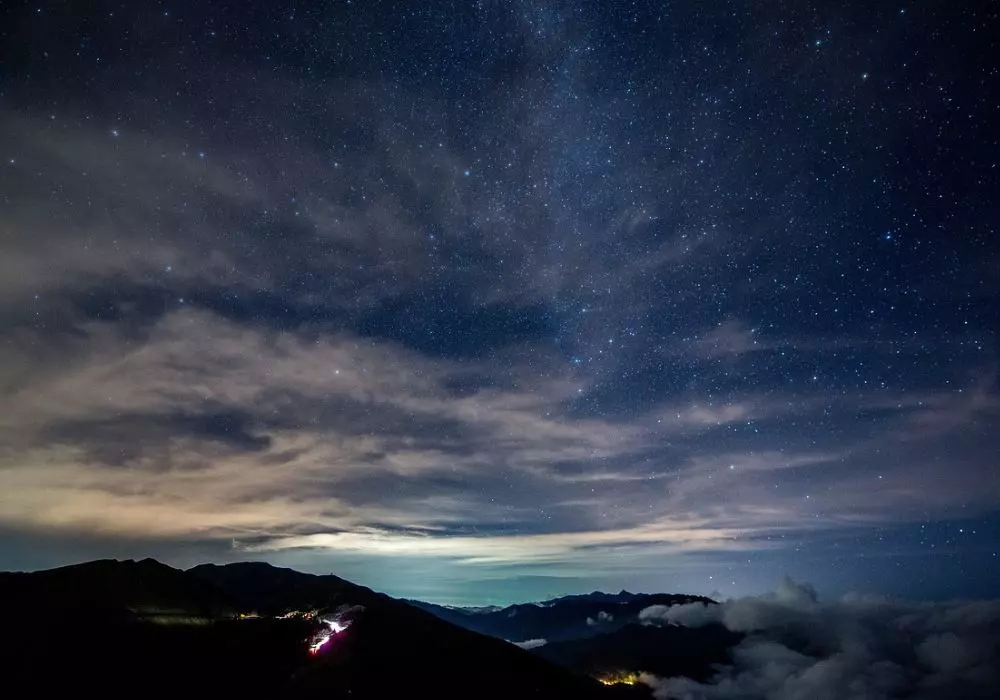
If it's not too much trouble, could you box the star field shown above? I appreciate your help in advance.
[0,0,997,604]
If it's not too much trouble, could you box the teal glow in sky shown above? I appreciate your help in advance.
[1,0,997,604]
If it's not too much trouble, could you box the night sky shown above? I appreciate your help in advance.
[1,1,997,605]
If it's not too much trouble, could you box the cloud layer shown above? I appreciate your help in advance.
[1,1,998,602]
[640,579,1000,700]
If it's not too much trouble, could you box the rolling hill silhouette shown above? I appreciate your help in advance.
[0,559,646,699]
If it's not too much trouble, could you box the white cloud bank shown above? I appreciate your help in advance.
[587,610,614,626]
[512,638,547,650]
[640,578,999,700]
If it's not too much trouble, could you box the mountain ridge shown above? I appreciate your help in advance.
[0,558,649,699]
[409,590,716,643]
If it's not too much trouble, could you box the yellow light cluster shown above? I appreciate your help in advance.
[597,671,640,686]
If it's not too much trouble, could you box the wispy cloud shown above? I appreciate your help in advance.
[2,302,996,574]
[1,6,997,605]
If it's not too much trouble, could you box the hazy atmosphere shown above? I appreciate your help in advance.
[1,0,997,606]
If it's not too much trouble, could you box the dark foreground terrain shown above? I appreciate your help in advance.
[1,559,727,699]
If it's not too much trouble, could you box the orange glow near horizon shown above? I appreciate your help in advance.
[597,671,641,686]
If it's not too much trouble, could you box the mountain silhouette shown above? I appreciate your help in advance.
[0,559,643,699]
[536,621,741,681]
[410,590,716,643]
[0,557,236,621]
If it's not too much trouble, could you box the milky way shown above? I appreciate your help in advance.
[0,1,997,604]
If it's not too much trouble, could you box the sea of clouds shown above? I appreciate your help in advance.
[638,578,999,700]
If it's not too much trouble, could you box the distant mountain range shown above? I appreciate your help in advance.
[408,589,738,683]
[408,589,717,643]
[0,559,738,698]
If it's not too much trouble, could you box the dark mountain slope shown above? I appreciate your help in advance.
[0,557,236,620]
[541,590,642,604]
[192,561,621,699]
[411,591,716,643]
[535,621,742,681]
[0,560,309,697]
[289,600,629,699]
[0,559,632,700]
[189,560,382,613]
